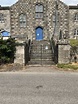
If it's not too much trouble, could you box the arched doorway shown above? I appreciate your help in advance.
[36,27,43,40]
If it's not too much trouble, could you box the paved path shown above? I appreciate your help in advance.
[0,65,61,72]
[0,64,77,72]
[0,71,78,104]
[23,65,60,72]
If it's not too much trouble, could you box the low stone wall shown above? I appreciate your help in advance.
[58,43,70,64]
[14,44,25,65]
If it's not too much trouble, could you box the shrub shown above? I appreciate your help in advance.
[0,38,16,64]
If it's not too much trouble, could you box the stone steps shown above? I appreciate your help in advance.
[29,59,54,65]
[32,40,50,45]
[31,50,52,54]
[31,46,51,50]
[29,40,55,65]
[31,53,53,57]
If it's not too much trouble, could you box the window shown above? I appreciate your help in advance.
[53,14,56,22]
[19,14,26,27]
[74,13,78,21]
[74,29,78,36]
[35,4,43,19]
[0,13,4,23]
[52,13,59,27]
[55,1,58,10]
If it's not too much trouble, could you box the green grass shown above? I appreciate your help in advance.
[57,64,78,70]
[70,39,78,47]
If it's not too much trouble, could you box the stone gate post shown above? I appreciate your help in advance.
[14,43,25,65]
[58,40,71,64]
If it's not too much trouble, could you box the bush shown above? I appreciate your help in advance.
[0,38,16,64]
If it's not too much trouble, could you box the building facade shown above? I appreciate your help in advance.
[10,0,69,41]
[0,6,10,37]
[69,6,78,39]
[0,0,78,65]
[0,0,78,41]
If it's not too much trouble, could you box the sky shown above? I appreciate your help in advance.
[0,0,78,6]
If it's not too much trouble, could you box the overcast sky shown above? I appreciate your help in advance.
[0,0,78,6]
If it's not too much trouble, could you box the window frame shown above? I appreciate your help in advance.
[19,13,26,28]
[74,13,78,21]
[35,4,44,19]
[74,29,78,36]
[0,13,5,23]
[52,12,60,27]
[35,4,43,13]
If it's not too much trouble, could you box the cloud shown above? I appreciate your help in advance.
[61,0,78,5]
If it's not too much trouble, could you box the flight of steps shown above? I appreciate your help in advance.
[29,40,55,65]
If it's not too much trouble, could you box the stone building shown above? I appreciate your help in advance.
[0,6,10,37]
[0,0,78,40]
[0,0,78,65]
[69,5,78,39]
[10,0,69,41]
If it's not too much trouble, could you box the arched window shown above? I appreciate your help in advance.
[0,13,4,23]
[35,4,43,19]
[74,29,78,36]
[19,14,26,27]
[74,13,78,21]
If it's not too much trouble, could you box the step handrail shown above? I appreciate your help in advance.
[50,39,54,55]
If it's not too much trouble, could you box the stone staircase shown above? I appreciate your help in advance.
[28,40,55,65]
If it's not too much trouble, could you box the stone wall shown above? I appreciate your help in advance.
[14,45,25,64]
[58,42,70,64]
[69,9,78,39]
[47,0,69,39]
[10,0,69,41]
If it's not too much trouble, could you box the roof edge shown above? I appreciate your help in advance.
[69,5,78,9]
[0,6,10,10]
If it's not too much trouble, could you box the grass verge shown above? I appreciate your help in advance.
[57,63,78,70]
[69,39,78,47]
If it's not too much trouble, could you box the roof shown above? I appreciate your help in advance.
[0,6,10,10]
[69,5,78,9]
